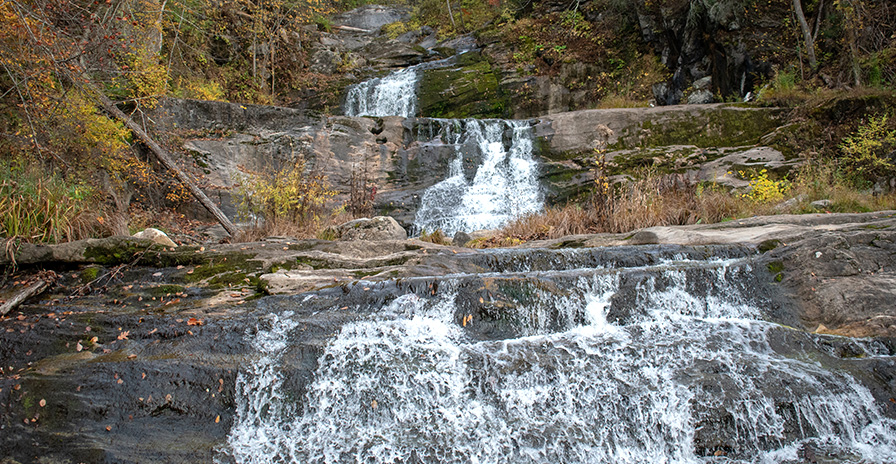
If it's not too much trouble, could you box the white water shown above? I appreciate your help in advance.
[344,66,419,118]
[227,259,896,463]
[343,63,543,235]
[413,119,542,236]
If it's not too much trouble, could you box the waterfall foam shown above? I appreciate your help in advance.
[226,257,896,464]
[413,119,542,236]
[344,66,418,118]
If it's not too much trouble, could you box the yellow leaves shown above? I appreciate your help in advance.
[740,169,790,203]
[235,157,336,228]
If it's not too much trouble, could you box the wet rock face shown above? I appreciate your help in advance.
[770,225,896,338]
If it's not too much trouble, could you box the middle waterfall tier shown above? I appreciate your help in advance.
[412,119,542,236]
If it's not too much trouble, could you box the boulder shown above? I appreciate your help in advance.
[692,76,712,90]
[328,216,408,241]
[333,5,410,32]
[132,228,178,247]
[362,40,427,68]
[811,199,833,210]
[452,231,472,247]
[687,89,714,105]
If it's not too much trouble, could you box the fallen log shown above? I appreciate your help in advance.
[335,25,370,33]
[92,89,238,237]
[0,278,50,317]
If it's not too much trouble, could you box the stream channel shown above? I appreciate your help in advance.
[221,63,896,463]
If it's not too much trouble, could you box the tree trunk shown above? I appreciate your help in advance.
[91,87,238,236]
[793,0,818,69]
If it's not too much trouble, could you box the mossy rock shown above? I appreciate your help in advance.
[611,106,787,150]
[418,53,508,119]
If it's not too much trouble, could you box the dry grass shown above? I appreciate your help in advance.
[418,229,451,245]
[235,210,356,242]
[485,168,896,247]
[596,94,650,109]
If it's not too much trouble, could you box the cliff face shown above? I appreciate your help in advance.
[154,98,794,228]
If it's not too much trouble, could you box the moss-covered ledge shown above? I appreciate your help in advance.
[418,51,508,119]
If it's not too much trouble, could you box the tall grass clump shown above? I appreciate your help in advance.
[0,160,101,243]
[234,158,339,241]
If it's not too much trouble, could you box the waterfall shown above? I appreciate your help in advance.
[226,253,896,464]
[412,119,542,236]
[344,66,419,118]
[343,62,543,234]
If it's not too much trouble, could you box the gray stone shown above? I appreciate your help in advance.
[437,35,478,53]
[811,199,833,210]
[692,76,712,90]
[775,194,808,211]
[452,231,472,247]
[687,89,714,105]
[329,216,408,241]
[333,5,410,32]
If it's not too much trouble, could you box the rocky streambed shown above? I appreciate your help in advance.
[2,212,896,463]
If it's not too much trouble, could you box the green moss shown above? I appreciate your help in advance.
[611,107,786,150]
[182,253,263,283]
[351,270,380,278]
[208,272,263,290]
[418,55,507,119]
[294,256,337,270]
[146,284,185,297]
[80,266,100,283]
[84,239,159,265]
[758,239,783,253]
[767,260,785,282]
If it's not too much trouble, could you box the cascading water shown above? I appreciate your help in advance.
[343,61,543,235]
[344,66,418,118]
[412,119,542,236]
[226,250,896,464]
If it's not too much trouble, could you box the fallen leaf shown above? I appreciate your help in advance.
[215,415,221,423]
[117,379,123,385]
[105,425,112,431]
[127,354,137,360]
[90,336,98,344]
[39,399,46,407]
[165,394,172,403]
[76,342,83,352]
[152,272,162,277]
[371,400,378,409]
[117,331,130,340]
[142,372,146,379]
[147,328,157,335]
[187,318,203,326]
[186,269,194,274]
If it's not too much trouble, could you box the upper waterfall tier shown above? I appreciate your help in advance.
[344,66,418,118]
[343,57,459,118]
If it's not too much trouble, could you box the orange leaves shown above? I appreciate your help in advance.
[187,317,203,326]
